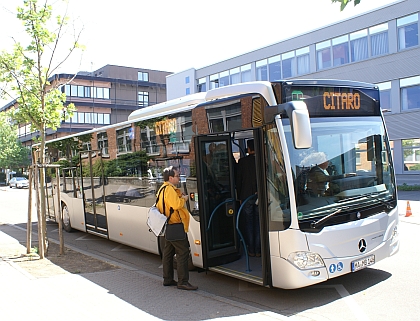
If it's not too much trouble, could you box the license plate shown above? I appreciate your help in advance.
[351,255,375,272]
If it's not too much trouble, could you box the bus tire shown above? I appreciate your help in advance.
[62,203,73,232]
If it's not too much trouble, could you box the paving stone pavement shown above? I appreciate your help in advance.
[0,224,288,321]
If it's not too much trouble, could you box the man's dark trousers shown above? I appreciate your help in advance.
[162,236,190,285]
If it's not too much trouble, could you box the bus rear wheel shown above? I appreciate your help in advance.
[62,203,73,232]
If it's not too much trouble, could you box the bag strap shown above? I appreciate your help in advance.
[156,185,174,218]
[155,186,166,204]
[166,185,179,223]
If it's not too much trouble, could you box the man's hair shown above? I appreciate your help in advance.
[163,166,178,181]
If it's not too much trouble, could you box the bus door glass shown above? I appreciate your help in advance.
[195,135,240,267]
[80,150,108,237]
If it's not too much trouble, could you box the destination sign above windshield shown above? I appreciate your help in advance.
[286,86,381,117]
[323,92,361,110]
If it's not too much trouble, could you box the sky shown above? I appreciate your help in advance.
[1,0,400,77]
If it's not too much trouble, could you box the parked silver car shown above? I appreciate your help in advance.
[9,177,29,189]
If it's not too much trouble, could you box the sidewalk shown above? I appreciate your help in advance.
[0,226,287,321]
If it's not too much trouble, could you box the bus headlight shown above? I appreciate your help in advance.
[288,251,325,270]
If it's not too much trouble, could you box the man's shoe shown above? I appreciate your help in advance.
[163,280,177,286]
[177,282,198,291]
[248,251,255,257]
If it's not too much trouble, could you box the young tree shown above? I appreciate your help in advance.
[0,0,82,257]
[331,0,361,11]
[0,112,30,171]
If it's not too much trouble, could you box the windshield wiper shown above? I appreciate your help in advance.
[337,192,394,210]
[363,193,394,209]
[311,207,348,229]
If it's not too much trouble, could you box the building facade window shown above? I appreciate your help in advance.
[97,132,109,156]
[116,127,132,154]
[282,51,295,78]
[350,29,368,62]
[315,24,390,69]
[316,40,332,70]
[402,138,420,171]
[68,112,110,125]
[185,76,190,84]
[210,73,219,89]
[377,81,391,110]
[138,71,149,82]
[241,64,251,82]
[219,71,229,87]
[332,35,350,67]
[397,13,419,51]
[370,23,389,56]
[64,84,110,99]
[97,113,110,125]
[256,59,268,81]
[138,91,149,107]
[198,77,207,92]
[186,88,190,95]
[230,67,240,84]
[268,55,281,81]
[296,47,310,75]
[255,49,310,79]
[400,76,420,110]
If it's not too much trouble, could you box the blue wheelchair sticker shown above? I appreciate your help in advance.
[329,264,336,273]
[337,262,343,271]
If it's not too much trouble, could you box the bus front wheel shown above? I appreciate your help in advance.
[62,203,73,232]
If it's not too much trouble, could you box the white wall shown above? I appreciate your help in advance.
[166,68,196,100]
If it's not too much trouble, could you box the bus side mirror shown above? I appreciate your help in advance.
[290,105,312,149]
[265,101,312,149]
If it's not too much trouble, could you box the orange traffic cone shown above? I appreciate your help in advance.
[405,201,412,217]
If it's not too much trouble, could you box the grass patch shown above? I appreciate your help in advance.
[398,183,420,191]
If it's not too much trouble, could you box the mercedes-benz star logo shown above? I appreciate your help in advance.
[358,239,367,253]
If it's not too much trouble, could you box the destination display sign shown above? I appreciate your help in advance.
[286,86,381,117]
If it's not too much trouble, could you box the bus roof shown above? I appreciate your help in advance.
[280,79,378,90]
[127,81,277,122]
[127,92,207,122]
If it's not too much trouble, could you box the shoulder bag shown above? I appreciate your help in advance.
[147,186,168,237]
[165,212,186,241]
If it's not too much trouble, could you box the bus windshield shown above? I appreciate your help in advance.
[284,116,396,230]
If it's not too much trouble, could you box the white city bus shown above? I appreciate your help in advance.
[42,80,399,289]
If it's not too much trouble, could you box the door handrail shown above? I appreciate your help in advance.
[206,198,235,232]
[236,194,258,272]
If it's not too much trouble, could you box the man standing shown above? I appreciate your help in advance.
[236,140,260,257]
[156,166,197,290]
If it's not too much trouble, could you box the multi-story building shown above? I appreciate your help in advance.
[1,65,171,155]
[166,0,419,185]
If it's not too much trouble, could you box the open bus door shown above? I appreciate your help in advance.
[80,150,108,238]
[195,130,268,286]
[194,135,241,267]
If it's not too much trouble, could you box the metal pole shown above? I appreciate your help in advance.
[34,165,44,258]
[41,166,48,257]
[26,166,33,254]
[56,168,64,255]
